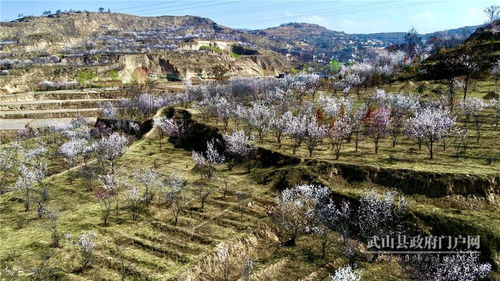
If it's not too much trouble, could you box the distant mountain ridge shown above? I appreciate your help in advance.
[0,13,481,67]
[0,12,480,63]
[249,22,481,62]
[0,12,488,94]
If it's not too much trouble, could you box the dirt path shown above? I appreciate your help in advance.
[0,89,107,102]
[0,98,117,106]
[0,117,97,130]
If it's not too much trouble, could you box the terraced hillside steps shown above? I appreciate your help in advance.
[161,107,500,269]
[0,108,100,119]
[167,107,500,198]
[0,117,97,130]
[0,98,117,111]
[0,88,129,131]
[0,89,123,102]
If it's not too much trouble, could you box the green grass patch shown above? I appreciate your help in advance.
[231,52,242,59]
[199,45,225,53]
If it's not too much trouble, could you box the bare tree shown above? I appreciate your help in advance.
[170,189,188,225]
[194,182,212,210]
[484,5,500,23]
[46,211,61,248]
[215,243,236,281]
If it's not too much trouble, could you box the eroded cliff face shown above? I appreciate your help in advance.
[115,51,284,81]
[0,50,288,94]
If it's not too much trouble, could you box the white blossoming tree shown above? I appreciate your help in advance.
[223,130,256,170]
[405,107,456,159]
[330,265,361,281]
[273,184,330,246]
[192,139,225,181]
[98,132,129,172]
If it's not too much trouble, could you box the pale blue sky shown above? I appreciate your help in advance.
[1,0,498,33]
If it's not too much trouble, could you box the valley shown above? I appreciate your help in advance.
[0,4,499,281]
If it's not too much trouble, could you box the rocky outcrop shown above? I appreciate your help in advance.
[94,117,152,138]
[0,49,287,93]
[0,12,289,94]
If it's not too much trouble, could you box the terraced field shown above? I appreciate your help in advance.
[0,88,124,133]
[0,82,186,132]
[0,112,407,280]
[0,78,498,279]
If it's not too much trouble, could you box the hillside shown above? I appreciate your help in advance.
[1,13,218,38]
[0,12,483,94]
[249,22,480,62]
[249,23,351,62]
[421,19,500,82]
[1,3,499,280]
[466,19,500,42]
[0,12,290,93]
[0,104,498,280]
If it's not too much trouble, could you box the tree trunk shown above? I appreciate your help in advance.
[448,78,455,111]
[159,133,163,152]
[103,210,109,226]
[321,240,327,258]
[276,134,283,149]
[355,132,360,152]
[429,141,434,160]
[174,210,180,225]
[24,190,31,211]
[463,76,469,100]
[284,235,296,247]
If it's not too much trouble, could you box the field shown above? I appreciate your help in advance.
[196,79,500,176]
[2,6,500,281]
[0,116,408,280]
[0,62,499,281]
[0,74,499,280]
